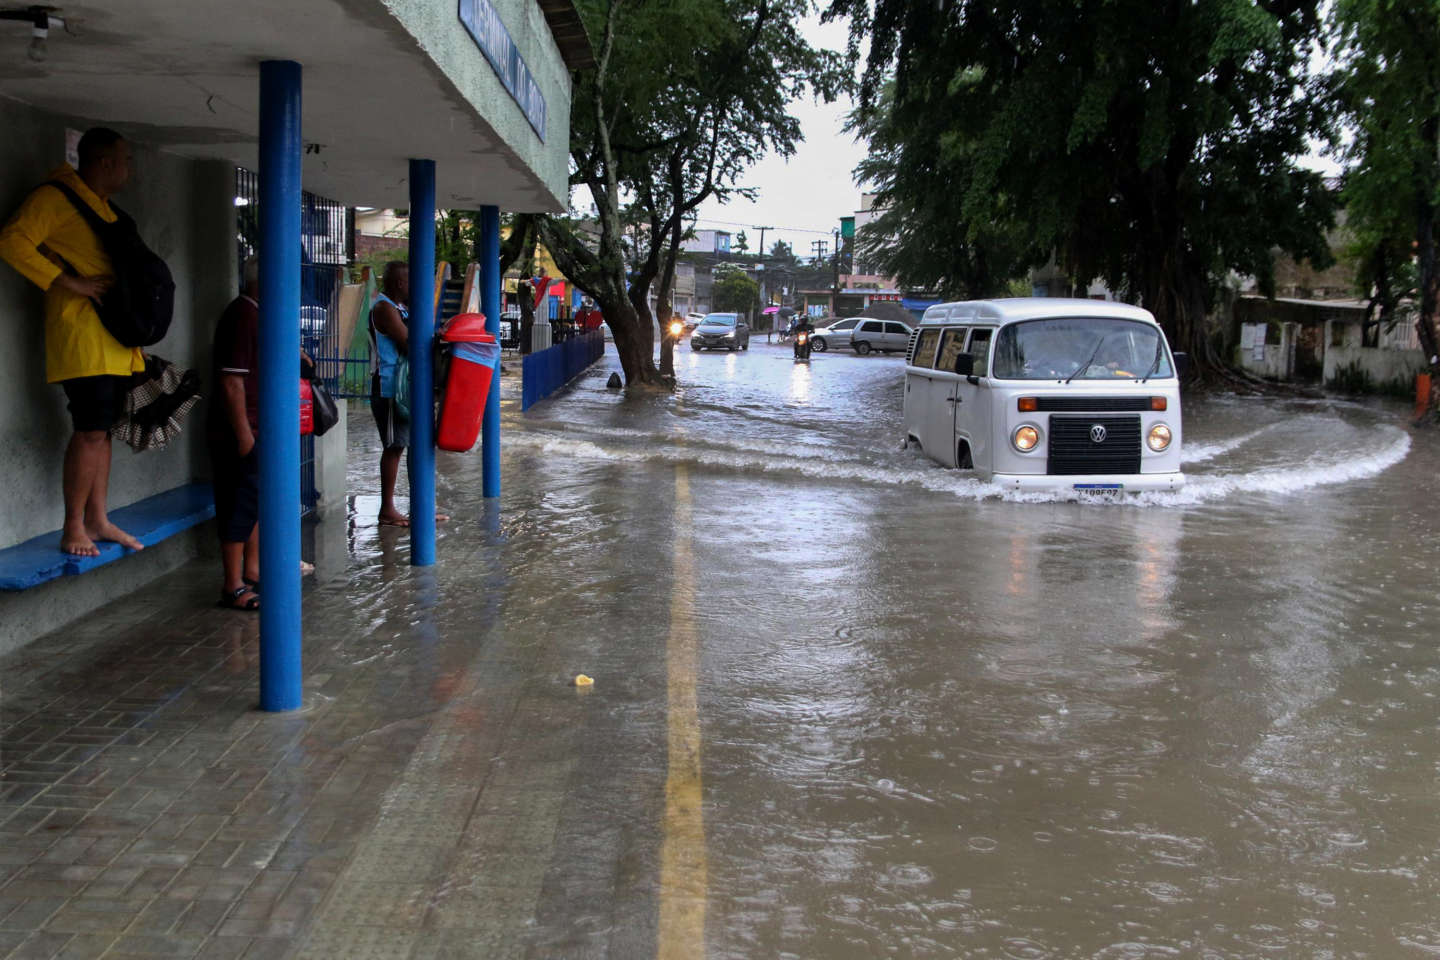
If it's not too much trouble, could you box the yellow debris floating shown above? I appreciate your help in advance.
[574,674,594,687]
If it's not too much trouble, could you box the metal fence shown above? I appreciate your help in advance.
[235,168,353,516]
[521,331,605,410]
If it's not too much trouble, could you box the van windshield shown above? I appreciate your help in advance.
[992,317,1173,380]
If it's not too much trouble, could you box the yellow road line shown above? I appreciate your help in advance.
[658,464,707,959]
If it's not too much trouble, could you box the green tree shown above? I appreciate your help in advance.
[851,82,1039,299]
[828,0,1337,373]
[1332,0,1440,412]
[712,266,760,314]
[769,239,794,262]
[536,0,843,386]
[734,230,750,255]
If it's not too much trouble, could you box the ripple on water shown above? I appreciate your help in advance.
[1093,943,1185,959]
[1141,881,1187,904]
[1396,922,1440,955]
[882,863,934,887]
[1000,937,1055,959]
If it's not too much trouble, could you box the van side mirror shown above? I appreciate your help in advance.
[1172,351,1189,378]
[953,353,974,376]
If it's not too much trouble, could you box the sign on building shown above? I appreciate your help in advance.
[458,0,547,140]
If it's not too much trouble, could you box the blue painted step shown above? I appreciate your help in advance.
[0,482,215,591]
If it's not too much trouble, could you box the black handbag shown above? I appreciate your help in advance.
[310,379,339,437]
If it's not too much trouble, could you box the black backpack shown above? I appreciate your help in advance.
[47,180,175,348]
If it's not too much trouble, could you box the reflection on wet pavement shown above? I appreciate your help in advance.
[2,340,1437,959]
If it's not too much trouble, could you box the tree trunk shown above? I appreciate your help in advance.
[518,280,535,356]
[655,277,676,378]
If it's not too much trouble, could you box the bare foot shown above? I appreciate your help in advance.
[378,511,410,527]
[300,561,315,575]
[88,521,144,551]
[60,528,100,558]
[436,511,450,523]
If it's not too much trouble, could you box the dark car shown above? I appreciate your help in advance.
[690,312,751,351]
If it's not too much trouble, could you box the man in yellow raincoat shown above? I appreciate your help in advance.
[0,128,146,557]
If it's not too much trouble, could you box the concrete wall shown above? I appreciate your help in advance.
[1323,344,1429,388]
[1236,318,1428,390]
[0,100,239,646]
[0,100,238,549]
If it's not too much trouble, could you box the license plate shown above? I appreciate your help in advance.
[1074,483,1123,497]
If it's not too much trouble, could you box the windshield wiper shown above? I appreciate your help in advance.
[1139,341,1164,383]
[1065,337,1107,383]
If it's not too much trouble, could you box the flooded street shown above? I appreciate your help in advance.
[345,340,1440,957]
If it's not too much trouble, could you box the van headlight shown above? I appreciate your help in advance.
[1012,424,1041,453]
[1147,423,1172,452]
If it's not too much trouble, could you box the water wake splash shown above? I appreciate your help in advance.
[510,423,1411,508]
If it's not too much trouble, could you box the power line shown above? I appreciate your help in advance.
[692,216,836,236]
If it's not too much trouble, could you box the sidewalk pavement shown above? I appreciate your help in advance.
[0,509,671,960]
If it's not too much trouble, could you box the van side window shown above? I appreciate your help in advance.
[967,328,993,374]
[910,329,941,368]
[936,327,970,372]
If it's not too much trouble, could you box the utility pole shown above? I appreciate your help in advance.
[832,229,841,318]
[753,226,773,322]
[754,226,772,262]
[811,239,828,262]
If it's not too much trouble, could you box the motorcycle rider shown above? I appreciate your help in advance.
[793,314,815,360]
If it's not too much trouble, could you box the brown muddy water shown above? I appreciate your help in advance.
[350,340,1440,958]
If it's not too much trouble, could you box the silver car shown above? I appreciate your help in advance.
[690,312,751,351]
[850,317,913,355]
[810,316,862,353]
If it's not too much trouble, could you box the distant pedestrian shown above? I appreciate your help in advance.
[0,127,145,557]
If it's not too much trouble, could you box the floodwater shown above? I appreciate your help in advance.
[354,339,1440,957]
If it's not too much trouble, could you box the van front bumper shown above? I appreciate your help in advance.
[990,472,1185,493]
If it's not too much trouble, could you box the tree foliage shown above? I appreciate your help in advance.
[1331,0,1440,404]
[828,0,1337,372]
[540,0,845,385]
[850,83,1040,299]
[712,266,761,313]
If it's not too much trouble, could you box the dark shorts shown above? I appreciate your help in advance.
[61,375,129,432]
[370,383,409,450]
[209,437,260,544]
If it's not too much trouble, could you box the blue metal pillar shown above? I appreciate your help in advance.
[480,205,501,498]
[257,60,303,711]
[408,159,437,566]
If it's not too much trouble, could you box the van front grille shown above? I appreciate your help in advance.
[1036,396,1152,412]
[1047,415,1142,475]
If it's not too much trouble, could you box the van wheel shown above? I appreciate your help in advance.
[854,341,872,355]
[958,441,974,469]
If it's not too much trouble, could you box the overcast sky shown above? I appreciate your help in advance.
[690,15,866,261]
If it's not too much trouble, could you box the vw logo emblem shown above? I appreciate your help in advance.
[1089,424,1108,444]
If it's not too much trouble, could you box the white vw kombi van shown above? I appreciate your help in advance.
[902,299,1185,493]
